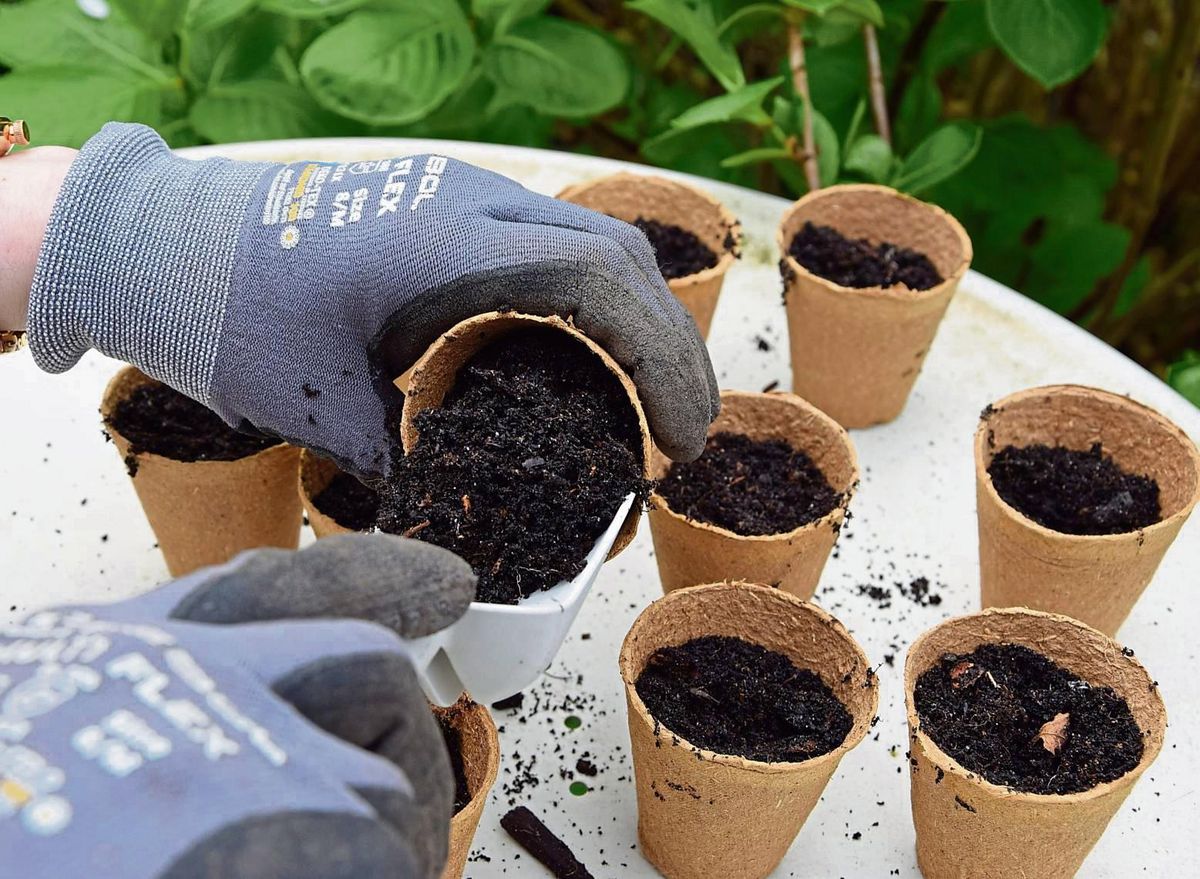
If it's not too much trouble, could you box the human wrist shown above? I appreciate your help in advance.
[0,145,73,330]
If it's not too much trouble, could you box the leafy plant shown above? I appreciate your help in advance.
[0,0,1195,404]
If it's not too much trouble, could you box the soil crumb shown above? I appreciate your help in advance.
[988,443,1160,535]
[632,217,718,279]
[501,806,594,879]
[657,432,840,535]
[635,635,852,762]
[437,714,471,814]
[313,472,379,532]
[109,382,277,462]
[914,643,1144,794]
[788,221,942,290]
[376,327,646,605]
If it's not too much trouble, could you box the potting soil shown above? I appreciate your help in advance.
[631,217,719,280]
[437,713,471,814]
[313,472,380,532]
[988,442,1160,535]
[635,635,853,763]
[376,327,646,605]
[914,643,1144,794]
[788,221,943,290]
[657,432,840,535]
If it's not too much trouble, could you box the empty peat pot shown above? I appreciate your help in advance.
[434,696,500,879]
[647,390,857,598]
[557,172,739,338]
[976,385,1200,635]
[101,367,302,577]
[619,582,877,879]
[399,311,651,704]
[777,184,971,428]
[905,607,1166,879]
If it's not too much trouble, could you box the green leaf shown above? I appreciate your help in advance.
[782,0,842,14]
[808,105,841,187]
[668,77,783,131]
[628,0,745,91]
[843,133,893,182]
[891,122,981,193]
[923,0,993,73]
[484,18,629,117]
[108,0,185,41]
[184,0,259,32]
[472,0,550,34]
[181,13,294,86]
[0,0,162,75]
[1167,352,1200,408]
[717,3,782,42]
[1113,255,1150,319]
[0,67,164,147]
[894,72,940,153]
[721,146,793,168]
[1026,220,1129,313]
[986,0,1108,88]
[300,2,475,125]
[839,0,883,27]
[260,0,370,17]
[842,98,867,156]
[190,80,345,142]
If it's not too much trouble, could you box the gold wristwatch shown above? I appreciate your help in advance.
[1,117,31,352]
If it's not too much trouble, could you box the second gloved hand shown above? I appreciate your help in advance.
[27,124,719,478]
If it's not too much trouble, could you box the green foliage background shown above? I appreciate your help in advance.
[0,0,1196,405]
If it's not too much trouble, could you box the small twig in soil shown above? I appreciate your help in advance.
[501,806,594,879]
[402,520,431,538]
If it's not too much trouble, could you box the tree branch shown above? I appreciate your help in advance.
[863,24,891,145]
[787,15,821,192]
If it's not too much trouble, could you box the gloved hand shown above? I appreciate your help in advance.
[27,123,719,477]
[0,534,476,879]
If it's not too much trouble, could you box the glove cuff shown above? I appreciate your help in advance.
[27,123,274,403]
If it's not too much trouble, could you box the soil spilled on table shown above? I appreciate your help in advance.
[376,327,646,605]
[788,221,942,291]
[108,382,277,462]
[313,472,379,532]
[914,643,1144,794]
[656,432,840,535]
[988,443,1161,535]
[437,713,471,814]
[631,217,718,279]
[635,635,852,762]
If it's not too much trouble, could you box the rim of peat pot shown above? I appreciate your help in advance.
[649,390,859,547]
[557,171,740,290]
[975,384,1200,545]
[434,695,500,879]
[776,183,972,305]
[297,449,354,538]
[904,606,1167,805]
[399,311,653,558]
[620,582,878,774]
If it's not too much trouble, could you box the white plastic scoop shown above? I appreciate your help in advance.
[404,494,635,706]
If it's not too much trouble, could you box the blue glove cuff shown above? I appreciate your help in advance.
[27,123,273,403]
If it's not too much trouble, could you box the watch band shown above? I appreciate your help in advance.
[1,117,30,157]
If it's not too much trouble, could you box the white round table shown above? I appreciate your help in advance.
[3,139,1196,877]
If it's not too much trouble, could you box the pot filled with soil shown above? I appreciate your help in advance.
[557,172,739,338]
[648,390,857,598]
[380,311,652,704]
[976,384,1200,635]
[298,449,380,537]
[433,696,500,879]
[619,582,877,879]
[100,367,302,577]
[905,607,1166,879]
[777,184,971,428]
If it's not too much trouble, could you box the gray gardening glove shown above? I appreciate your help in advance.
[27,123,718,478]
[0,534,475,879]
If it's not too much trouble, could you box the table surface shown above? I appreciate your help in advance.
[3,138,1197,878]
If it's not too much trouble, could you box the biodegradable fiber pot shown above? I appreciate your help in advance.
[557,172,739,339]
[101,367,302,577]
[976,385,1200,635]
[778,184,972,428]
[399,312,651,705]
[298,449,351,538]
[434,696,500,879]
[905,607,1167,879]
[647,390,857,599]
[619,582,877,879]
